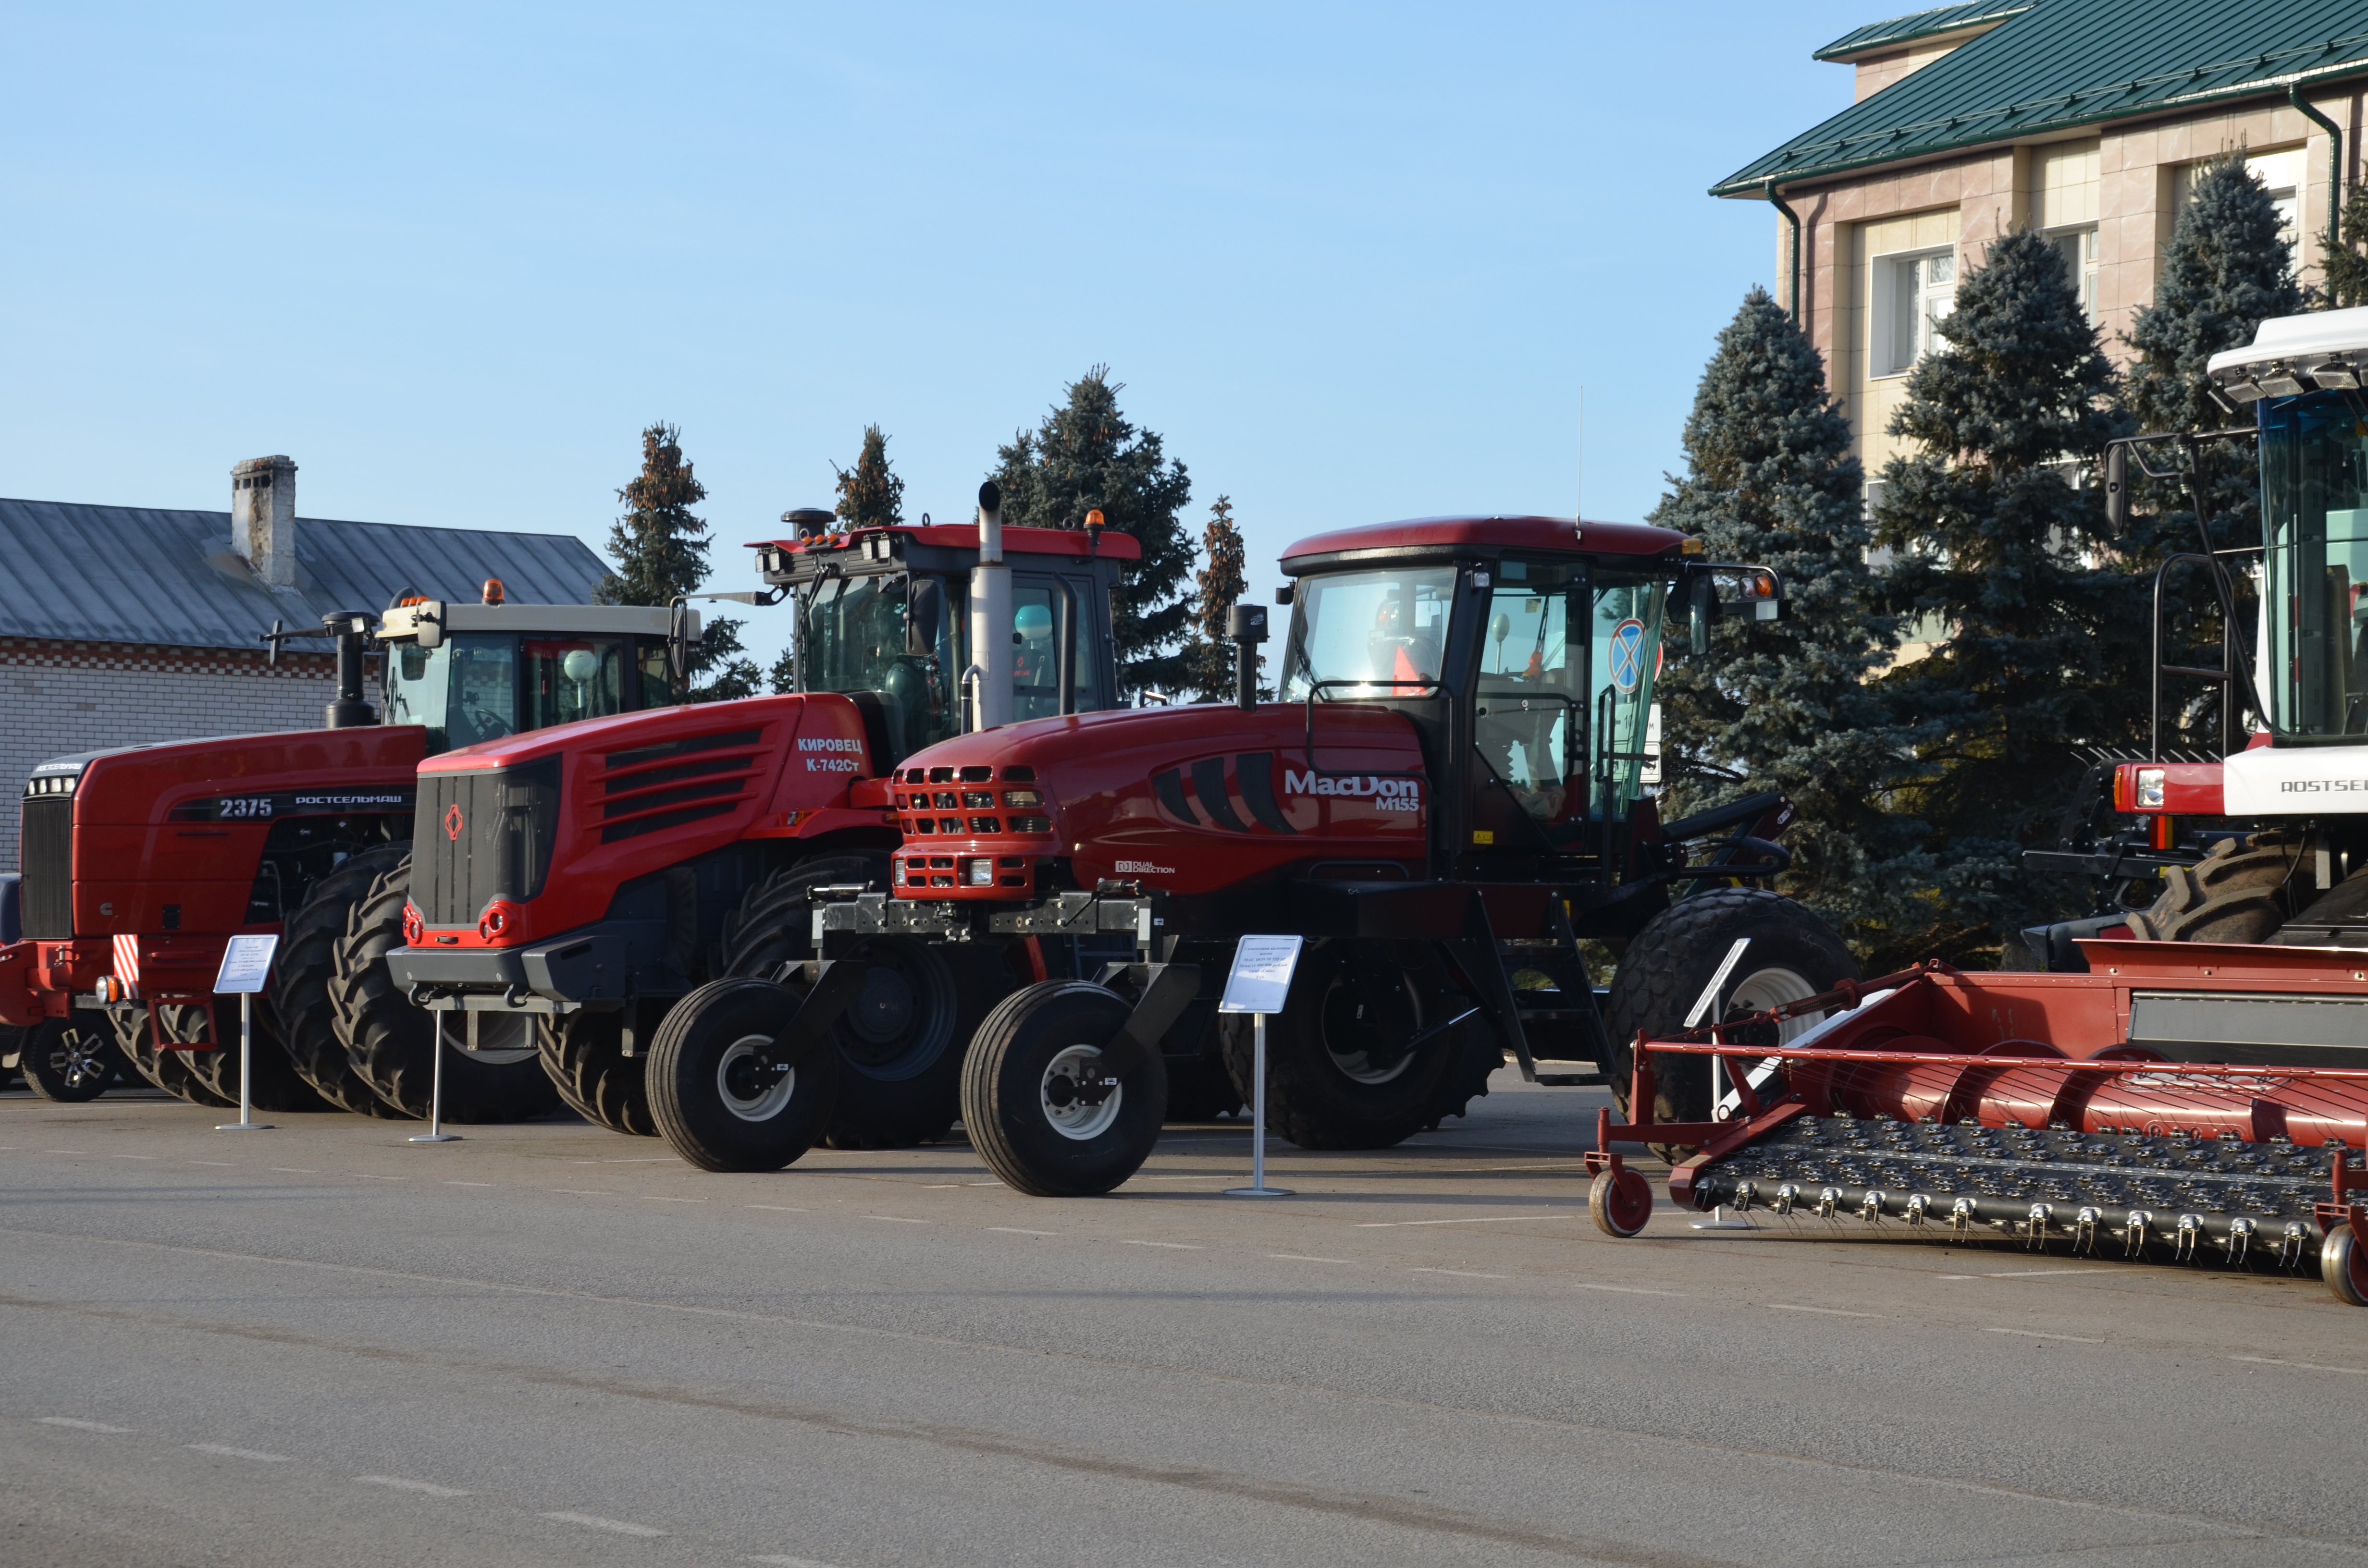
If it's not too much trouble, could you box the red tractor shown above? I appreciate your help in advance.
[0,589,686,1118]
[533,510,1854,1184]
[378,493,1142,1149]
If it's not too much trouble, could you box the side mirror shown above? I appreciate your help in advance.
[1274,582,1295,606]
[907,577,944,656]
[2104,443,2129,535]
[414,602,444,650]
[1688,576,1716,656]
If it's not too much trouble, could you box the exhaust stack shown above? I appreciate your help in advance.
[968,481,1012,731]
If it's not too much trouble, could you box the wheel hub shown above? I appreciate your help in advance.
[1040,1045,1122,1141]
[842,964,917,1048]
[716,1033,795,1123]
[1321,969,1423,1085]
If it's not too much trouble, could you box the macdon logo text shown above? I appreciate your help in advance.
[1283,769,1421,811]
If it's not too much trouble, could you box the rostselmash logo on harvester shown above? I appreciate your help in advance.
[1283,769,1420,811]
[798,736,861,773]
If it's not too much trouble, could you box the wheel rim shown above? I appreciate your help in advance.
[47,1025,108,1091]
[716,1034,795,1123]
[1713,967,1827,1120]
[1319,967,1424,1085]
[840,961,918,1062]
[1040,1044,1122,1141]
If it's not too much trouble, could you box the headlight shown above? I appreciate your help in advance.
[965,859,995,887]
[2136,767,2166,809]
[1003,789,1043,808]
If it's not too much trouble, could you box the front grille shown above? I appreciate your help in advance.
[412,759,562,926]
[19,796,73,938]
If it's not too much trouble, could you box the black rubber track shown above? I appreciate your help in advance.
[539,1010,656,1137]
[19,1013,123,1102]
[1601,887,1857,1156]
[271,843,416,1118]
[961,980,1166,1197]
[1217,940,1461,1151]
[330,856,561,1123]
[111,1005,237,1108]
[717,852,988,1150]
[183,995,331,1113]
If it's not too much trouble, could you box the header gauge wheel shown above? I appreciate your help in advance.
[962,982,1166,1197]
[648,977,839,1172]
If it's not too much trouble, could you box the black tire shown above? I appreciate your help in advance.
[647,976,839,1172]
[0,1024,23,1091]
[330,856,561,1122]
[1217,941,1460,1151]
[717,854,985,1150]
[2130,835,2301,944]
[1602,888,1857,1156]
[962,980,1166,1196]
[184,994,331,1113]
[111,1005,237,1108]
[539,1010,655,1137]
[21,1014,122,1102]
[271,843,416,1118]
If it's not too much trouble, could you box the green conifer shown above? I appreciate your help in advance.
[595,421,757,701]
[1185,496,1249,702]
[834,425,906,531]
[1648,287,1924,954]
[1871,229,2134,962]
[2326,180,2368,308]
[987,367,1194,694]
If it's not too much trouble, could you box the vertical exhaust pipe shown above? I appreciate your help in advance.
[968,481,1012,732]
[324,612,376,728]
[1229,603,1267,711]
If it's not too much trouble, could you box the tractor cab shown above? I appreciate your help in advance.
[753,513,1139,770]
[378,596,686,754]
[1276,515,1778,881]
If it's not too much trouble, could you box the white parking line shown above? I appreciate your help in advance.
[551,1189,617,1196]
[1570,1282,1685,1297]
[1984,1327,2103,1344]
[358,1474,469,1497]
[1122,1239,1203,1250]
[644,1196,705,1204]
[189,1160,236,1166]
[1270,1253,1354,1264]
[745,1204,809,1213]
[269,1167,318,1174]
[39,1417,131,1433]
[602,1158,673,1164]
[189,1443,292,1462]
[356,1175,407,1181]
[989,1227,1057,1237]
[1355,1214,1572,1228]
[864,1215,929,1224]
[922,1184,960,1189]
[2232,1354,2368,1377]
[1938,1269,2114,1280]
[1414,1267,1509,1279]
[544,1511,665,1536]
[443,1181,495,1188]
[1768,1304,1879,1318]
[111,1154,159,1160]
[40,1149,88,1154]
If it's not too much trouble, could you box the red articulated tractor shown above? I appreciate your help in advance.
[378,492,1142,1150]
[0,588,687,1117]
[1588,306,2368,1307]
[586,505,1855,1185]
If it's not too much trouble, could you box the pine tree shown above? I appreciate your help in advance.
[2321,179,2368,308]
[1647,287,1926,955]
[1184,496,1249,701]
[986,367,1194,694]
[1870,229,2135,964]
[595,421,758,701]
[834,424,906,531]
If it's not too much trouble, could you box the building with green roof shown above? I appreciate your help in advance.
[1722,0,2368,486]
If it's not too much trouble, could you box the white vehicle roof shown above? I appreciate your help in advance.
[2207,306,2368,386]
[378,600,695,642]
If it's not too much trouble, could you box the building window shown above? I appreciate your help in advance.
[1873,248,1955,377]
[2047,227,2099,320]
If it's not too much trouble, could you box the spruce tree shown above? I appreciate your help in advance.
[833,424,906,531]
[596,421,758,701]
[1871,229,2134,962]
[987,367,1194,694]
[1185,496,1249,701]
[2327,180,2368,308]
[1647,287,1926,955]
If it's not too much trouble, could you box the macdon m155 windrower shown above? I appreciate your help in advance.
[0,586,692,1116]
[550,506,1857,1184]
[1588,306,2368,1308]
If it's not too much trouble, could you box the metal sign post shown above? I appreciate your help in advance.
[1218,935,1303,1198]
[409,1011,461,1144]
[210,934,279,1133]
[1687,937,1753,1232]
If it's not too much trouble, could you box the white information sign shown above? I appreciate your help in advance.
[1219,935,1304,1016]
[213,933,280,996]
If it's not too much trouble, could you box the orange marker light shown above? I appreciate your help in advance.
[1085,509,1105,529]
[481,577,506,605]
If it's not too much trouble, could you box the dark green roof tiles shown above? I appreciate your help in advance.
[1814,0,2039,64]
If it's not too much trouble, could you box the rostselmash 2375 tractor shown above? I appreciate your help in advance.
[623,510,1854,1189]
[0,588,687,1118]
[380,492,1141,1152]
[1586,307,2368,1307]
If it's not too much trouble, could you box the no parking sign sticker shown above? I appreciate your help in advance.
[1608,619,1647,694]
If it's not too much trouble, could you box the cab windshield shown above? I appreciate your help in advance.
[385,632,651,754]
[1279,566,1455,699]
[2260,394,2368,739]
[1475,560,1665,825]
[801,573,961,763]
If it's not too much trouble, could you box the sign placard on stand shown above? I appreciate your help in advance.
[210,933,280,1133]
[1219,935,1304,1198]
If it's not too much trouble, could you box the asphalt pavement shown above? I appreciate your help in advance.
[4,1073,2365,1568]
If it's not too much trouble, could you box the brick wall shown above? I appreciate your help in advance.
[0,638,382,872]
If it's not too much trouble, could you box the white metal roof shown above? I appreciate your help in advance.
[2207,307,2368,380]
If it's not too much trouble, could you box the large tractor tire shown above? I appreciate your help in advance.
[180,999,331,1113]
[20,1014,124,1102]
[962,980,1166,1197]
[2128,836,2301,945]
[717,854,984,1150]
[330,856,561,1123]
[1217,940,1463,1151]
[271,843,415,1118]
[111,1005,237,1109]
[1602,887,1857,1158]
[647,976,839,1172]
[540,1010,656,1137]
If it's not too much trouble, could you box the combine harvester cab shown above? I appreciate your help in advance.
[0,589,682,1116]
[1595,307,2368,1305]
[781,512,1851,1195]
[381,490,1138,1157]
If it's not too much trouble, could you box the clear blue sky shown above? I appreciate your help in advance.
[5,1,1883,679]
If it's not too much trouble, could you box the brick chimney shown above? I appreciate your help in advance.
[232,454,298,587]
